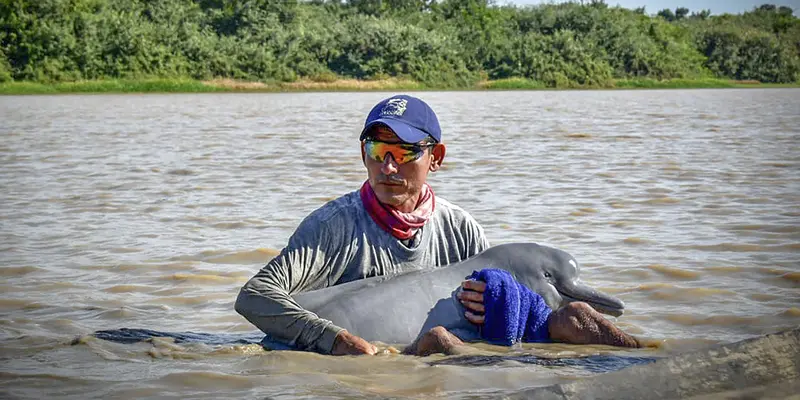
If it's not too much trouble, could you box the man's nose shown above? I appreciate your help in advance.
[380,153,399,175]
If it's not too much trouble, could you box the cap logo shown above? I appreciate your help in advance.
[380,98,408,117]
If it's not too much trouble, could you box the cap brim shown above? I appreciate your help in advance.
[360,119,430,143]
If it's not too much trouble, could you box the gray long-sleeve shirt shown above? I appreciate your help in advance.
[234,190,489,354]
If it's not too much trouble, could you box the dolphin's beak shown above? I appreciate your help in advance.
[557,280,625,317]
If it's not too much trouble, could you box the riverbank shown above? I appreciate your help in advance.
[1,77,798,95]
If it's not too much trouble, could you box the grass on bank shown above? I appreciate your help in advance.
[483,77,799,90]
[1,77,798,95]
[478,78,549,90]
[614,78,800,89]
[0,77,425,95]
[0,79,224,94]
[613,78,737,89]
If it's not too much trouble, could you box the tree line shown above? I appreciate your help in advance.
[1,0,798,87]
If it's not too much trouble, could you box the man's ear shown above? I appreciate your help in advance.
[429,143,446,172]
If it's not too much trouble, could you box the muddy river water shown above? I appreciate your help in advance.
[1,89,798,398]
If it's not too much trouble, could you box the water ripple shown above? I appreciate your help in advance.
[1,90,799,399]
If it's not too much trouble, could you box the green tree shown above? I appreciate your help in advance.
[690,10,711,20]
[0,0,797,85]
[657,8,675,22]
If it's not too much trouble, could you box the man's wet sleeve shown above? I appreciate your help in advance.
[234,219,346,354]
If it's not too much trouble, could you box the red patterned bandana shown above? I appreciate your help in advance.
[359,180,435,240]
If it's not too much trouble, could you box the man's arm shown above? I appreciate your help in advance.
[234,216,374,354]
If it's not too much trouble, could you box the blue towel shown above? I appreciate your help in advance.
[468,268,552,345]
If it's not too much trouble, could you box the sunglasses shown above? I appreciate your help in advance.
[363,140,435,165]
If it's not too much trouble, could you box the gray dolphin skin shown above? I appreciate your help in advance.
[290,243,625,345]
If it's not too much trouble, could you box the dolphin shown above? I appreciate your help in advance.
[289,242,624,345]
[91,243,624,349]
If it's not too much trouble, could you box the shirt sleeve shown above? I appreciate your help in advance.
[234,214,348,354]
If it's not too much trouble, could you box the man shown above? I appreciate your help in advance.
[235,95,641,356]
[235,94,491,355]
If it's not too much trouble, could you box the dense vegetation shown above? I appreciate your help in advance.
[1,0,798,88]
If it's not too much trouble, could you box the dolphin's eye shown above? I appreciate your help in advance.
[544,272,552,279]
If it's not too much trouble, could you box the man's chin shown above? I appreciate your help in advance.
[374,191,408,208]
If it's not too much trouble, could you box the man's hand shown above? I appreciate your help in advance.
[331,330,378,356]
[459,280,486,325]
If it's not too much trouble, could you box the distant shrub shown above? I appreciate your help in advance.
[0,0,797,86]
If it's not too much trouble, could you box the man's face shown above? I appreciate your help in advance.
[361,126,445,212]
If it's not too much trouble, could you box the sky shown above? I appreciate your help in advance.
[507,0,799,15]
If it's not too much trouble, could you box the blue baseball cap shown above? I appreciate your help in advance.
[359,95,441,143]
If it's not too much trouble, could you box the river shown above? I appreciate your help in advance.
[1,89,798,399]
